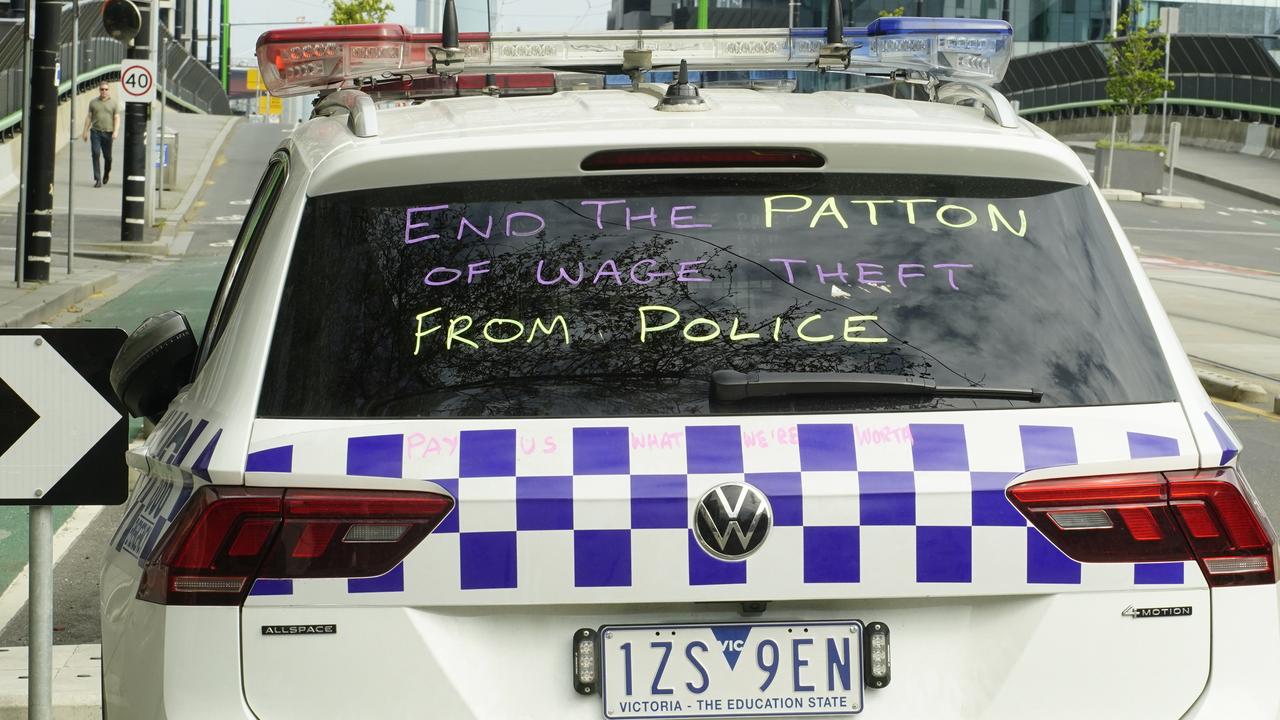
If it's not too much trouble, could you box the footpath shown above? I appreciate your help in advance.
[0,111,239,329]
[0,111,238,720]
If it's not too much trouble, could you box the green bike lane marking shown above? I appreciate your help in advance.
[0,255,225,599]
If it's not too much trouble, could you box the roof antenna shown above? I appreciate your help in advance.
[430,0,465,76]
[817,0,852,70]
[658,60,706,111]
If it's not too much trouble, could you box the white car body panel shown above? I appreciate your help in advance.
[99,87,1280,719]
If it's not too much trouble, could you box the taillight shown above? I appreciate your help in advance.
[1008,468,1275,587]
[580,147,826,171]
[138,486,454,605]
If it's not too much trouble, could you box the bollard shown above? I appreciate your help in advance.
[1165,121,1181,197]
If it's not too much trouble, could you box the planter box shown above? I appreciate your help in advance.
[1094,146,1166,194]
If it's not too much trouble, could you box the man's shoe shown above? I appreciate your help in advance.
[93,180,102,188]
[102,170,110,184]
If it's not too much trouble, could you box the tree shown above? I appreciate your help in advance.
[329,0,395,25]
[1105,0,1173,141]
[878,6,906,16]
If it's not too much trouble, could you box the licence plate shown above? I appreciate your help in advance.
[600,620,863,719]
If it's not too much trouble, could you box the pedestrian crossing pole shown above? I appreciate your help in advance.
[120,2,151,241]
[22,0,61,283]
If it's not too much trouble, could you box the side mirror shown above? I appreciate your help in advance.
[110,311,198,424]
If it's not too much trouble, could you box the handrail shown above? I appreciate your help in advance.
[1018,97,1280,117]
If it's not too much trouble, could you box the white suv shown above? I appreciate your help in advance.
[101,12,1280,720]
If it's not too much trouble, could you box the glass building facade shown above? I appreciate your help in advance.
[605,0,1280,55]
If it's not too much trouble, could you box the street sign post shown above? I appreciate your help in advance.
[120,58,156,104]
[0,327,127,720]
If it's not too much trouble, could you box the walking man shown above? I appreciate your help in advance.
[82,82,120,188]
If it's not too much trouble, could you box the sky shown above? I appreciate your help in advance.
[228,0,611,64]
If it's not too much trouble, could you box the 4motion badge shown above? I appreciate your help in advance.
[1121,605,1193,619]
[693,482,773,560]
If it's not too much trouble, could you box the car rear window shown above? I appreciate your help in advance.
[259,173,1176,418]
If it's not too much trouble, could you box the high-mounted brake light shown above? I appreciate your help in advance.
[256,17,1012,97]
[1008,468,1276,587]
[581,147,825,171]
[137,486,454,605]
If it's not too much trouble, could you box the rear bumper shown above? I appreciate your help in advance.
[1182,584,1280,719]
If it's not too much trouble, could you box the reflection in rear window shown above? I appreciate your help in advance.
[259,174,1175,418]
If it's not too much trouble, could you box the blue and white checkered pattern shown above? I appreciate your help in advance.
[243,405,1203,606]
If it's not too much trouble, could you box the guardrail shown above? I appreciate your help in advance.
[0,1,228,140]
[1018,97,1280,119]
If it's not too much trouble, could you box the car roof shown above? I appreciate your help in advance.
[288,87,1090,194]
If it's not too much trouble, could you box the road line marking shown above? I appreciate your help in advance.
[1217,211,1230,216]
[1253,220,1268,226]
[1213,399,1280,423]
[0,504,105,635]
[1124,227,1280,238]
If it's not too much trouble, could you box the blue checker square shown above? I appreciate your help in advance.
[1026,528,1081,584]
[970,472,1025,527]
[910,424,968,471]
[630,475,688,529]
[859,472,915,525]
[249,578,293,596]
[686,426,744,474]
[917,526,972,583]
[516,476,574,531]
[1019,425,1077,471]
[347,434,403,478]
[803,526,859,583]
[1127,432,1179,460]
[246,445,292,473]
[1135,562,1184,585]
[431,479,459,533]
[687,531,747,585]
[746,472,803,526]
[573,427,630,475]
[348,562,404,593]
[574,530,632,587]
[797,424,856,471]
[460,532,517,590]
[459,430,516,477]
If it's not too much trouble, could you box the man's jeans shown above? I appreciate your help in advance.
[89,129,113,182]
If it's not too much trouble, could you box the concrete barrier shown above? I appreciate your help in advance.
[0,87,104,199]
[1037,114,1280,160]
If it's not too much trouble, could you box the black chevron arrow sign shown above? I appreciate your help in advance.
[0,328,128,506]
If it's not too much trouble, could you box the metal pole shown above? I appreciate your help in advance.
[206,0,212,68]
[1110,0,1118,36]
[697,0,709,29]
[68,0,79,274]
[158,23,166,211]
[28,505,53,720]
[23,0,61,284]
[1160,28,1171,147]
[14,9,34,288]
[120,5,149,241]
[145,0,157,227]
[1166,121,1180,196]
[219,0,229,90]
[1105,114,1118,188]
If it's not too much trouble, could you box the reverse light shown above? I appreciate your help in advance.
[137,486,454,605]
[1008,468,1275,587]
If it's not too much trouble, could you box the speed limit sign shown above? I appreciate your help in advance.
[120,60,156,103]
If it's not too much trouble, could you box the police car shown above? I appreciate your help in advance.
[100,1,1280,717]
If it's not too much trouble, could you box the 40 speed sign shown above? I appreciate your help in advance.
[120,59,156,103]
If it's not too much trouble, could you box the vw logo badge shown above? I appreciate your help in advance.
[693,482,773,561]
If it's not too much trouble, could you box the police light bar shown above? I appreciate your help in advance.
[256,18,1013,98]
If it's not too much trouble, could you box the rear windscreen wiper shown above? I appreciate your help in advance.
[710,370,1043,403]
